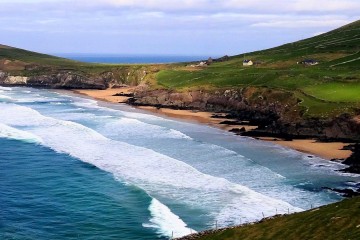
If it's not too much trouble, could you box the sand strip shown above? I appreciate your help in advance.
[73,88,135,103]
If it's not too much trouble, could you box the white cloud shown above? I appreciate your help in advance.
[251,19,353,28]
[292,0,360,12]
[225,0,360,12]
[2,0,360,13]
[0,0,359,54]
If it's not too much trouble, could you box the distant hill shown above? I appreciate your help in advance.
[0,44,77,69]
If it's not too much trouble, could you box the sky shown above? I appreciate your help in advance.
[0,0,359,56]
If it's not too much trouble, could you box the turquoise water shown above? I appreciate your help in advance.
[0,139,160,240]
[0,86,359,239]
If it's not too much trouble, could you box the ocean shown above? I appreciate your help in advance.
[0,86,359,239]
[54,54,209,64]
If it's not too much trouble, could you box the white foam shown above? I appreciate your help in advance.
[0,94,13,100]
[0,102,303,229]
[256,138,355,176]
[0,123,43,143]
[144,198,196,238]
[102,117,192,140]
[122,111,173,122]
[49,102,63,105]
[0,86,12,91]
[72,98,101,109]
[15,97,61,103]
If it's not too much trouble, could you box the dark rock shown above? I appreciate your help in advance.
[323,187,360,198]
[219,120,243,125]
[340,144,360,174]
[112,92,134,97]
[230,127,246,134]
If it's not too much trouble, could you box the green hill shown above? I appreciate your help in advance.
[154,20,360,117]
[0,44,164,87]
[179,197,360,240]
[0,44,77,66]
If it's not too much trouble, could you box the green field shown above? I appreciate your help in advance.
[303,83,360,102]
[192,197,360,240]
[153,20,360,117]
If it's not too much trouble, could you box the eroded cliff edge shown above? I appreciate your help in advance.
[0,67,149,89]
[129,87,360,142]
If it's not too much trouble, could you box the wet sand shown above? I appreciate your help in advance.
[71,88,352,160]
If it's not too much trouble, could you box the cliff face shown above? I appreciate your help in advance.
[0,68,148,89]
[130,87,360,142]
[0,70,106,89]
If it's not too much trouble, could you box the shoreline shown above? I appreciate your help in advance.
[69,88,353,161]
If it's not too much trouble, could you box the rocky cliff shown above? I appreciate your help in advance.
[129,87,360,142]
[0,68,148,89]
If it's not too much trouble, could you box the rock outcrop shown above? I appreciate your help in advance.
[0,70,106,89]
[129,87,360,142]
[0,67,149,89]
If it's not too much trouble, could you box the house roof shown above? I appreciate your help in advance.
[243,59,252,63]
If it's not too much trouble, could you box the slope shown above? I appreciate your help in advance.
[155,20,360,117]
[178,197,360,240]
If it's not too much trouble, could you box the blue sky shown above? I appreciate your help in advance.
[0,0,359,56]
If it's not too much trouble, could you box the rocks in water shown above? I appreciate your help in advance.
[323,187,360,198]
[340,144,360,174]
[230,127,246,134]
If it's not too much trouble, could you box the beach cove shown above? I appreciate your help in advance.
[72,88,353,161]
[1,86,359,239]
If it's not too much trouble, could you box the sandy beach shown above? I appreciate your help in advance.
[259,138,352,160]
[72,88,135,103]
[72,88,353,160]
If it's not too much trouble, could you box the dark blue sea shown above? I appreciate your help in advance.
[0,86,359,239]
[55,54,208,64]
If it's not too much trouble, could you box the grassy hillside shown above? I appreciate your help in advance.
[0,44,78,67]
[185,197,360,240]
[155,20,360,117]
[0,44,166,85]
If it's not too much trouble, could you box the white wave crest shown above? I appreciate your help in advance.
[143,198,196,238]
[0,123,43,143]
[0,86,12,91]
[0,102,303,230]
[0,94,13,100]
[102,117,192,140]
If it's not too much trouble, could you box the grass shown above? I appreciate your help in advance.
[154,20,360,117]
[302,82,360,102]
[194,197,360,240]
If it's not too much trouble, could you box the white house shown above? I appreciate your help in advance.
[243,60,253,66]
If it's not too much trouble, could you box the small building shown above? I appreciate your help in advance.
[298,59,319,66]
[198,61,207,66]
[243,59,253,66]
